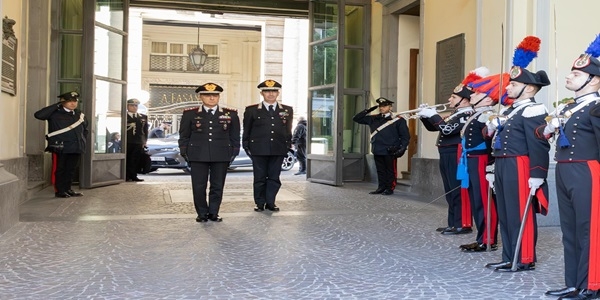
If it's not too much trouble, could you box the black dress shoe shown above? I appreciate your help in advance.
[55,192,71,198]
[66,190,83,197]
[485,261,510,269]
[381,189,394,195]
[254,204,265,212]
[559,289,599,300]
[195,216,208,222]
[208,214,223,222]
[132,177,144,182]
[546,287,577,297]
[369,188,385,195]
[436,226,451,232]
[459,242,479,250]
[265,204,280,211]
[464,243,498,252]
[442,227,472,235]
[495,262,535,272]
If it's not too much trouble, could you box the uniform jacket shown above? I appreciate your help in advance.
[462,107,494,159]
[243,102,293,156]
[34,103,88,154]
[421,107,473,153]
[178,106,241,162]
[353,107,411,156]
[547,93,600,162]
[126,113,149,145]
[492,98,550,178]
[291,119,307,145]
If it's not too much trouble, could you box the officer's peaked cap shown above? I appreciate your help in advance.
[195,83,223,94]
[257,79,282,91]
[57,91,79,101]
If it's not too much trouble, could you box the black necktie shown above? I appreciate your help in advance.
[269,105,274,116]
[208,109,213,115]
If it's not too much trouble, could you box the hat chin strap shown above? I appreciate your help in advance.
[471,94,488,107]
[513,85,526,100]
[453,97,467,108]
[575,73,594,92]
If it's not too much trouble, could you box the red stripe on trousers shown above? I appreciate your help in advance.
[516,156,535,264]
[51,153,58,192]
[477,155,497,243]
[392,158,397,190]
[587,160,600,289]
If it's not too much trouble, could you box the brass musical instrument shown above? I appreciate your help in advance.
[395,103,448,119]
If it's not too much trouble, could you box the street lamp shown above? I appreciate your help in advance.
[188,23,208,70]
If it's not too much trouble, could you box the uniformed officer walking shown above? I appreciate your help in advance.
[125,98,149,182]
[542,35,600,300]
[485,36,551,272]
[418,67,488,235]
[353,98,410,195]
[243,79,293,212]
[34,91,88,198]
[179,83,240,222]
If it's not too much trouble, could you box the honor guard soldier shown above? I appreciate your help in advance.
[125,98,149,182]
[353,97,410,195]
[418,67,489,234]
[34,91,88,198]
[457,72,507,251]
[542,35,600,300]
[243,80,293,212]
[485,36,551,272]
[179,83,240,222]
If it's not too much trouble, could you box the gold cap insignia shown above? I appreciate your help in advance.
[509,66,522,79]
[265,80,276,88]
[204,83,217,92]
[573,54,591,69]
[453,84,464,93]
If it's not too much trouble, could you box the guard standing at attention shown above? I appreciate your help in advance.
[485,36,551,272]
[125,98,149,182]
[243,80,293,212]
[179,83,240,223]
[418,67,489,235]
[541,34,600,300]
[353,97,410,195]
[34,91,88,198]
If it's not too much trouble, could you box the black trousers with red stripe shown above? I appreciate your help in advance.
[52,152,80,194]
[439,150,462,228]
[467,154,498,245]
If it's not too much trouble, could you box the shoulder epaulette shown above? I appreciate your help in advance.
[522,103,547,118]
[246,103,260,108]
[222,107,237,112]
[184,107,199,112]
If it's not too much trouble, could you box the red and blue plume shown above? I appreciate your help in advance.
[512,36,541,68]
[585,34,600,58]
[469,73,513,105]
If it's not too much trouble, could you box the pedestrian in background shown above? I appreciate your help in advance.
[126,98,149,182]
[243,79,293,212]
[34,91,88,198]
[292,116,307,175]
[107,132,122,153]
[148,121,171,138]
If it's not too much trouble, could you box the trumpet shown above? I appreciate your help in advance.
[395,103,448,119]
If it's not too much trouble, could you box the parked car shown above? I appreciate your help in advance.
[146,133,296,173]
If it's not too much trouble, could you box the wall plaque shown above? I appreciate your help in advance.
[435,34,465,105]
[2,16,17,96]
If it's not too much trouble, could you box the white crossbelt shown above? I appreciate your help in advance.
[46,113,85,138]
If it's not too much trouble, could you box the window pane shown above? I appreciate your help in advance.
[94,27,123,79]
[312,40,337,86]
[312,2,338,41]
[170,44,183,54]
[60,34,83,79]
[344,48,363,89]
[342,94,363,154]
[152,42,167,53]
[94,80,123,154]
[204,45,218,56]
[95,0,124,31]
[345,6,363,46]
[310,88,335,155]
[61,0,83,30]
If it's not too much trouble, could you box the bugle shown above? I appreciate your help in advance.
[395,103,448,119]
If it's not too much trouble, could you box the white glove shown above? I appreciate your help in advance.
[419,103,429,108]
[528,177,544,195]
[417,107,437,118]
[543,117,561,135]
[485,173,495,191]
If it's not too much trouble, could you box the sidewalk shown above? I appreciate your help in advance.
[1,171,564,299]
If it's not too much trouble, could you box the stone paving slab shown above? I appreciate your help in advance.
[2,172,567,299]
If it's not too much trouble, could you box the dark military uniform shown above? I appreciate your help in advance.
[126,108,149,181]
[353,105,410,192]
[34,91,88,197]
[459,107,498,249]
[243,101,293,209]
[493,98,550,266]
[179,104,240,219]
[421,107,473,232]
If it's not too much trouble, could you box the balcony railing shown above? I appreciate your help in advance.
[149,55,220,73]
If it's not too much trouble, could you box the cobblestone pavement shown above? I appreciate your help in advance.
[1,168,566,299]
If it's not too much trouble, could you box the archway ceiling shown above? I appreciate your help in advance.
[130,0,309,18]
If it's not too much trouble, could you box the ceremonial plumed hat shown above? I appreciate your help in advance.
[453,67,489,99]
[469,73,512,105]
[375,97,394,106]
[509,36,551,87]
[57,91,79,101]
[572,34,600,77]
[127,98,140,105]
[195,83,223,94]
[257,79,282,91]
